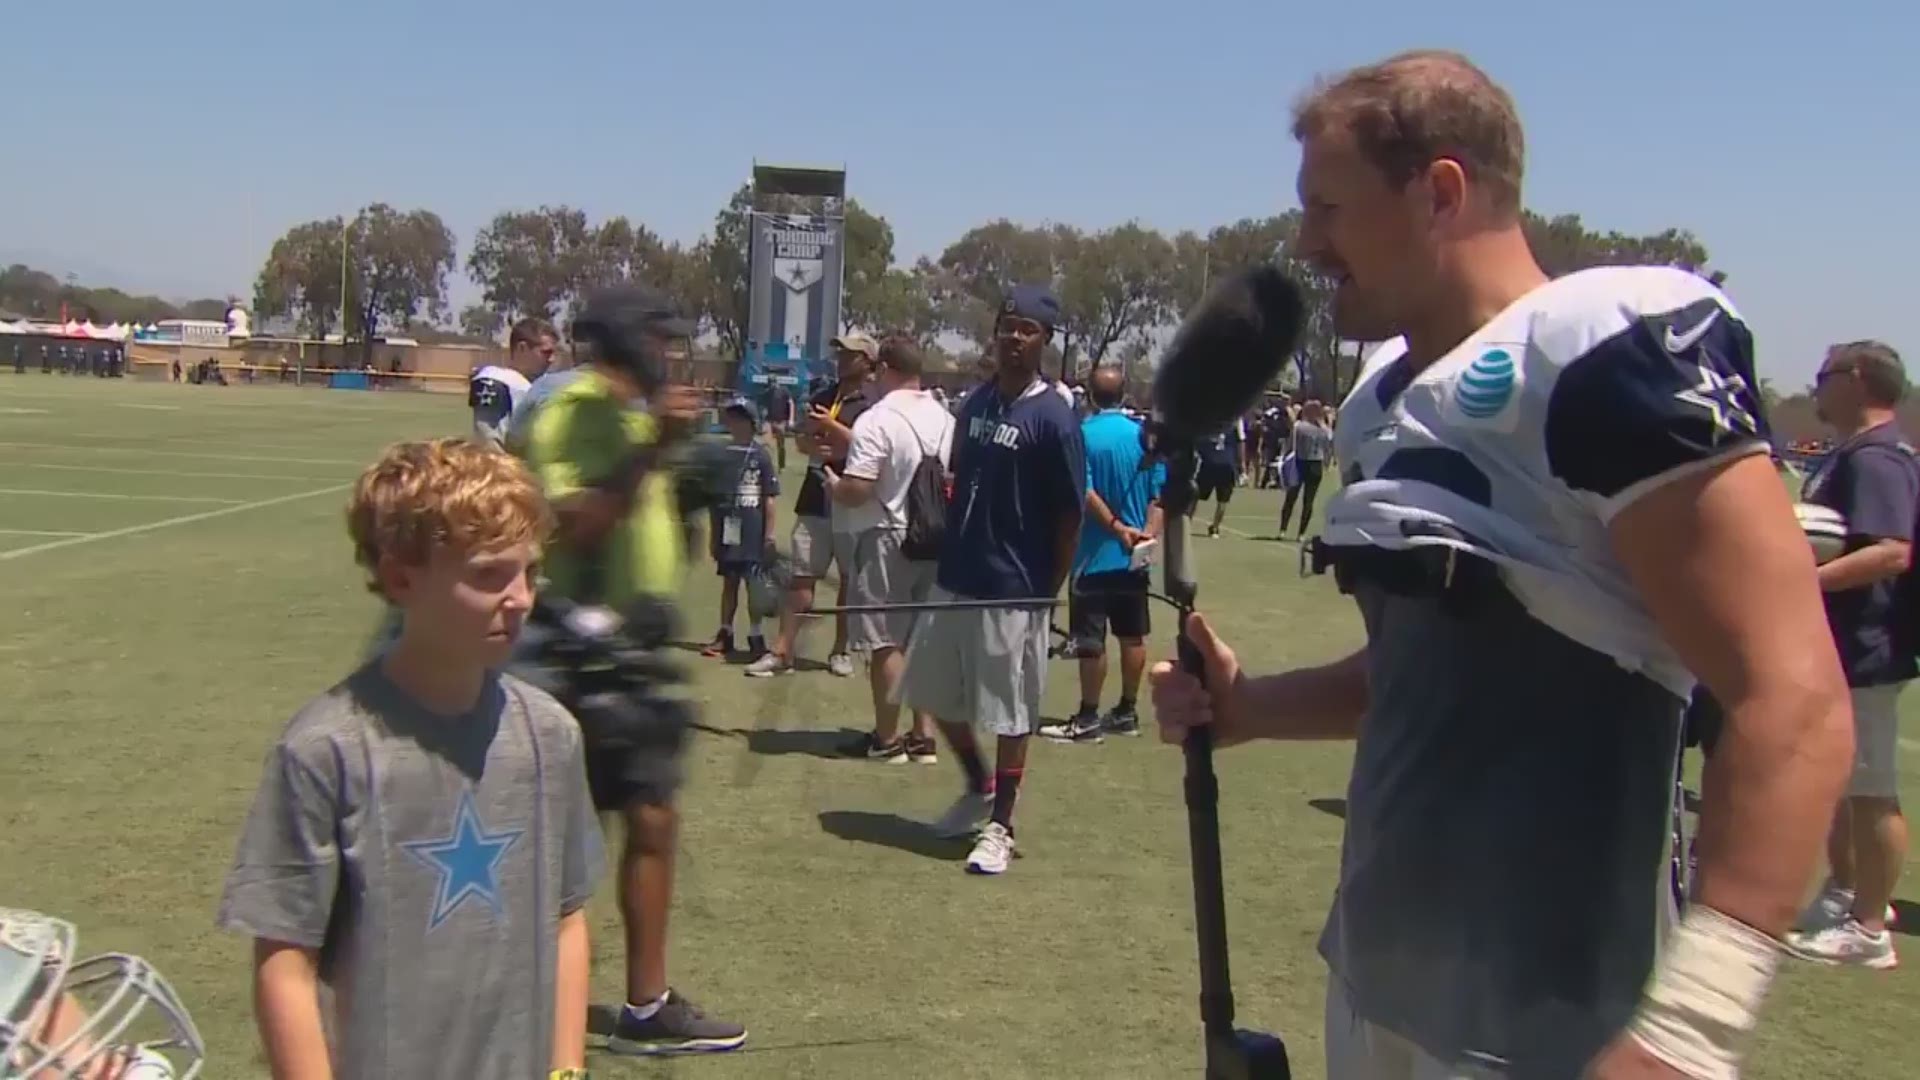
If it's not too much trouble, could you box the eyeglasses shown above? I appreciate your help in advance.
[1814,367,1854,386]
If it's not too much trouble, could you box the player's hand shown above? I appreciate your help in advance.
[1114,525,1144,549]
[807,403,832,424]
[1582,1034,1691,1080]
[1149,612,1251,748]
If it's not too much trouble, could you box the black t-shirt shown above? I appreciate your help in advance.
[766,384,794,426]
[1197,423,1242,470]
[793,382,870,519]
[1802,422,1920,687]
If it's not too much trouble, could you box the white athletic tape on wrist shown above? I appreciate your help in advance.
[1628,905,1779,1080]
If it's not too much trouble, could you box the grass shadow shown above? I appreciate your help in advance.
[818,809,970,861]
[1307,797,1347,820]
[586,1004,907,1056]
[693,722,857,761]
[1893,898,1919,939]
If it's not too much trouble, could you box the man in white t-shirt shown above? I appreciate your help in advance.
[823,336,955,763]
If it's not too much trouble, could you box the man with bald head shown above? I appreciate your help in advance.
[1041,365,1164,743]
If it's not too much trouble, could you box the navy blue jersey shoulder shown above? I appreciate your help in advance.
[1544,298,1766,500]
[469,375,514,427]
[939,382,1087,600]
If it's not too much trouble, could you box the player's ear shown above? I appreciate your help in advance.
[1424,156,1469,226]
[375,552,416,605]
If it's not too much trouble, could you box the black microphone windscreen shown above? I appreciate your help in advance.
[1152,265,1305,437]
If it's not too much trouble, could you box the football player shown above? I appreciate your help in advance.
[1151,50,1851,1079]
[469,318,559,450]
[1,906,204,1078]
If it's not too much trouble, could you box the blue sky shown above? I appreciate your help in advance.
[0,0,1909,388]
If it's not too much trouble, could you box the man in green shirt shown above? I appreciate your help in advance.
[521,284,748,1057]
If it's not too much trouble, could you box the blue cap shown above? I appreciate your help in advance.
[1000,284,1061,332]
[723,396,760,424]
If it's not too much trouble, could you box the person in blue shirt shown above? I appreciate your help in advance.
[898,284,1086,876]
[1040,365,1163,743]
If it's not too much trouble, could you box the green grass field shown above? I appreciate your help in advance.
[1,375,1915,1079]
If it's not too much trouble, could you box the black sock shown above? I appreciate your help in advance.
[1116,696,1135,714]
[954,743,989,794]
[991,768,1023,831]
[1078,700,1100,716]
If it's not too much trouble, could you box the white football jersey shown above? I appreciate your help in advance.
[469,365,532,449]
[1323,266,1766,697]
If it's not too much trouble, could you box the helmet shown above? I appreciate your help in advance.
[1,907,204,1078]
[569,284,694,395]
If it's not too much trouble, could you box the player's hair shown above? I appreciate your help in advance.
[1827,340,1906,406]
[346,438,553,597]
[508,316,558,351]
[1292,49,1525,217]
[876,335,925,379]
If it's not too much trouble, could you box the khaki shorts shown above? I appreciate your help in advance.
[1848,682,1907,799]
[1325,978,1505,1079]
[790,514,853,580]
[897,586,1050,737]
[845,528,935,653]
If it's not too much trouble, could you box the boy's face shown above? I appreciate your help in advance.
[724,412,754,442]
[382,541,539,667]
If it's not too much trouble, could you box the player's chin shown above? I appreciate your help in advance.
[1330,294,1394,344]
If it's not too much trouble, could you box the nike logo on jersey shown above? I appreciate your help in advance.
[1664,309,1721,354]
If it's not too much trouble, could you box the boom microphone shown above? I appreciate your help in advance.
[1153,265,1305,438]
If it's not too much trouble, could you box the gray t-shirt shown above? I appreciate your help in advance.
[1321,579,1680,1076]
[1291,421,1333,462]
[217,663,604,1080]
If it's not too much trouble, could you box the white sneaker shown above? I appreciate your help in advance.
[743,652,791,678]
[1795,882,1853,932]
[930,791,993,839]
[827,652,855,677]
[966,822,1015,875]
[1785,919,1899,970]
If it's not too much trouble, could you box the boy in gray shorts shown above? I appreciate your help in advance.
[898,286,1086,876]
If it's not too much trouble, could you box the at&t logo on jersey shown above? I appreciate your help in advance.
[1447,347,1521,428]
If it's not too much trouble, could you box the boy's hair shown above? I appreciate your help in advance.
[347,438,553,596]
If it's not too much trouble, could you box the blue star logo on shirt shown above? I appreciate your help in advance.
[401,790,523,930]
[1673,363,1756,441]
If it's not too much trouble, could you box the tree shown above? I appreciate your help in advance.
[1521,212,1714,278]
[1057,222,1176,370]
[466,205,592,323]
[254,218,348,339]
[937,220,1068,347]
[459,304,500,341]
[853,263,943,345]
[573,216,667,299]
[839,199,897,331]
[348,203,457,361]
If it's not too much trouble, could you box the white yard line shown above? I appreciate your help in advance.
[0,488,241,504]
[12,462,334,482]
[0,483,351,561]
[0,528,89,537]
[110,403,181,411]
[0,441,360,467]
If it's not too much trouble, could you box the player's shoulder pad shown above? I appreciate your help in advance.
[1537,267,1764,501]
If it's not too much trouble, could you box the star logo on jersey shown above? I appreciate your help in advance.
[473,381,500,409]
[401,790,523,930]
[1673,363,1757,440]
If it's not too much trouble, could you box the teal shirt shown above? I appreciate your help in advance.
[1073,409,1164,576]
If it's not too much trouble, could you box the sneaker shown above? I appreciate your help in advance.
[606,990,748,1055]
[1785,919,1899,970]
[930,790,994,839]
[743,652,791,678]
[1104,705,1141,737]
[966,822,1016,875]
[843,732,907,763]
[699,630,733,658]
[827,652,856,677]
[745,634,768,659]
[1205,524,1221,538]
[904,734,939,764]
[1796,882,1853,933]
[1039,709,1105,743]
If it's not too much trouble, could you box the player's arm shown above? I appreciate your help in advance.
[828,416,883,506]
[1548,303,1851,1076]
[469,376,513,450]
[1816,447,1917,592]
[254,940,333,1080]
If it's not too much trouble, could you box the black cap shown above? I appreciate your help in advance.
[571,283,694,348]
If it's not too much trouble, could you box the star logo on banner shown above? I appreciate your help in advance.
[401,789,523,930]
[787,262,811,289]
[1673,363,1757,441]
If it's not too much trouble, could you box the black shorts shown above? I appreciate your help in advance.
[581,691,690,811]
[1068,570,1151,653]
[1196,463,1238,502]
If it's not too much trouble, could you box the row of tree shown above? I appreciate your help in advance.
[0,264,231,326]
[252,188,1720,397]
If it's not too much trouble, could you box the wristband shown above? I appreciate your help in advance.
[1626,904,1779,1079]
[548,1070,589,1080]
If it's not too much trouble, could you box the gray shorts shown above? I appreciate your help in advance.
[790,515,853,580]
[846,529,935,653]
[897,585,1050,737]
[1848,682,1906,799]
